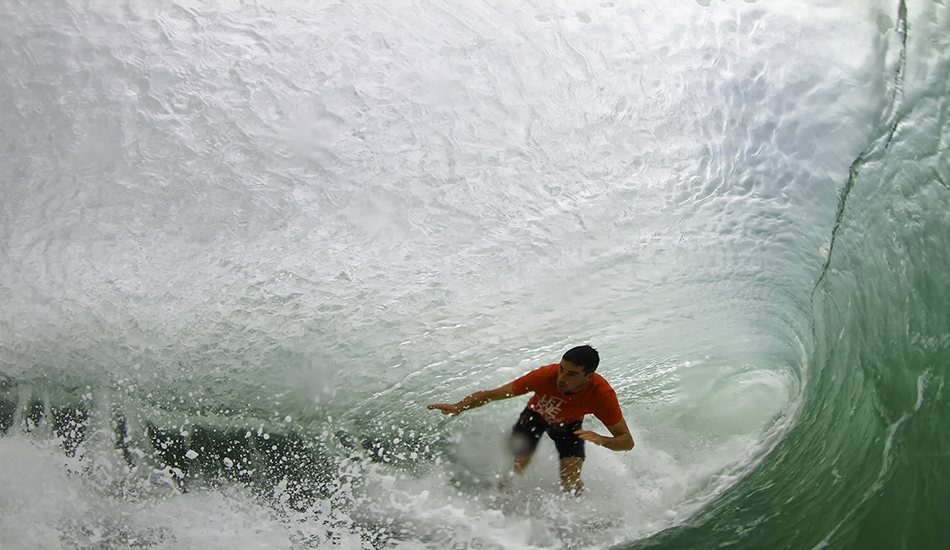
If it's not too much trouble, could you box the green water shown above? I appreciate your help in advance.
[634,3,950,548]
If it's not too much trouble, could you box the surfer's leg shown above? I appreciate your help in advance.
[551,420,586,494]
[559,457,584,495]
[505,408,544,486]
[509,409,544,463]
[513,453,532,474]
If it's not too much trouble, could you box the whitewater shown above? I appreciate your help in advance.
[1,0,948,549]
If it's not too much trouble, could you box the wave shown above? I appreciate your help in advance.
[633,1,950,548]
[2,1,948,549]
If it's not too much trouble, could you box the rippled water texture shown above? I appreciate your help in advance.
[2,1,948,549]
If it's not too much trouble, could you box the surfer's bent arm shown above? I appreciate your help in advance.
[428,382,516,416]
[575,418,635,451]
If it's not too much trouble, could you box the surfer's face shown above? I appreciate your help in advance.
[556,360,593,394]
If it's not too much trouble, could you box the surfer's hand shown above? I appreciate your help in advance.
[427,403,462,416]
[574,429,605,446]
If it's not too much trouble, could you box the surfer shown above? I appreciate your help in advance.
[427,345,634,494]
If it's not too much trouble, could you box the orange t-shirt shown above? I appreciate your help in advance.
[511,363,623,427]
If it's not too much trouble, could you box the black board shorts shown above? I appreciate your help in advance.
[509,407,585,460]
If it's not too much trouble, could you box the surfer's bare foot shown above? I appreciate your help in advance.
[562,479,584,496]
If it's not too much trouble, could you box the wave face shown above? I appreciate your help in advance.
[631,1,950,548]
[1,1,947,549]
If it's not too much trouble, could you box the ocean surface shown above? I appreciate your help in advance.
[1,1,948,549]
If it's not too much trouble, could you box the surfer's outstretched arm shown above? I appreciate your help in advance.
[428,382,516,416]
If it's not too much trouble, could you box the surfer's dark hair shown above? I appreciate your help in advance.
[562,345,600,374]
